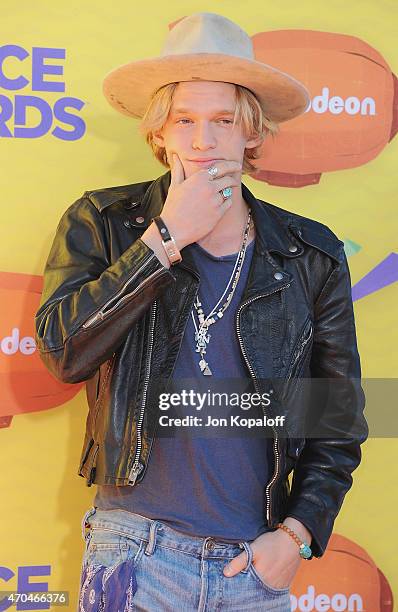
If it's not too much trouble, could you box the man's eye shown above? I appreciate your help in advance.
[176,119,233,124]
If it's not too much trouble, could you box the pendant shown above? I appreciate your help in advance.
[195,327,211,349]
[199,358,212,376]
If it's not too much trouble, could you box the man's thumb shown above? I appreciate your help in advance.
[223,551,247,577]
[170,153,185,186]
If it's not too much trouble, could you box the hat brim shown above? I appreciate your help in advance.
[102,53,310,124]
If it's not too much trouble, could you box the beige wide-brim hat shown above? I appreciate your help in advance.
[103,12,310,124]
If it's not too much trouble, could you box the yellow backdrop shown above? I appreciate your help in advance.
[1,2,397,610]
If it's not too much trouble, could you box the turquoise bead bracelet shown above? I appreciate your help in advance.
[276,522,313,560]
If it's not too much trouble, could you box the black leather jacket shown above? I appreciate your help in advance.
[35,170,368,559]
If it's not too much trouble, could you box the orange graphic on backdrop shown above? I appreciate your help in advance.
[290,533,393,611]
[0,272,83,428]
[169,19,398,187]
[251,30,397,186]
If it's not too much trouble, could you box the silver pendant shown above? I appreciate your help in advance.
[199,358,212,376]
[195,327,211,349]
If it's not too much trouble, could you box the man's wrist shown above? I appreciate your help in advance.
[282,516,312,546]
[151,216,182,265]
[277,518,313,560]
[141,223,171,269]
[159,213,188,251]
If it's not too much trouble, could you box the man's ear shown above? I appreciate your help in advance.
[245,133,265,150]
[152,130,165,147]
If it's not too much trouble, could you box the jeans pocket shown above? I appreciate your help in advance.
[79,527,141,611]
[120,533,146,568]
[90,526,146,561]
[79,558,137,611]
[248,561,291,596]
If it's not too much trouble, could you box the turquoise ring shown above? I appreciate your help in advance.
[221,187,232,200]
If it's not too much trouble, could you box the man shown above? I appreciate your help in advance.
[35,12,368,611]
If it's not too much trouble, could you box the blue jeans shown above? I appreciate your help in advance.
[78,506,291,611]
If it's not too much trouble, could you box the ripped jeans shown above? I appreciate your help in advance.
[77,506,291,611]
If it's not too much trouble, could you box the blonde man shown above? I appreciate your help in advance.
[35,13,367,611]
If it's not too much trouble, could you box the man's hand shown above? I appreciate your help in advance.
[223,527,304,589]
[160,152,242,250]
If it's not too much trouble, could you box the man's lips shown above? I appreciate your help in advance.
[187,158,223,167]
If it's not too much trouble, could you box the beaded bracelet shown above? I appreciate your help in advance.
[276,523,313,560]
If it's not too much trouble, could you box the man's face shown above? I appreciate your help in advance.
[152,81,261,179]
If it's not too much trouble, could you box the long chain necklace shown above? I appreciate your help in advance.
[192,210,253,376]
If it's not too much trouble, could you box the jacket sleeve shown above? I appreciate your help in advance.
[285,244,369,558]
[35,195,175,384]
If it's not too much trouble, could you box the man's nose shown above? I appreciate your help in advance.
[192,122,217,150]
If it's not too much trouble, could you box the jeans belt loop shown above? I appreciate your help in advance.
[239,541,253,574]
[144,520,162,556]
[81,506,97,541]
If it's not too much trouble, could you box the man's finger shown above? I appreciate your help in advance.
[223,551,247,577]
[219,197,232,214]
[204,160,242,178]
[170,152,185,187]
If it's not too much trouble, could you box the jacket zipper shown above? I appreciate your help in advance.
[235,282,291,525]
[128,263,200,486]
[81,252,157,329]
[128,299,157,485]
[141,288,203,486]
[286,319,313,381]
[130,264,201,486]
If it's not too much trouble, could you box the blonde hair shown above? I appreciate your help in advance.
[138,82,279,174]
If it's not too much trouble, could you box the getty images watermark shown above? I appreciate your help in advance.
[157,389,286,429]
[152,377,372,440]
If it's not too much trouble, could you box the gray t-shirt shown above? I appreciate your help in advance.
[94,237,274,542]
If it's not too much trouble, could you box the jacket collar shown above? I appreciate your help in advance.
[99,170,305,258]
[87,170,343,267]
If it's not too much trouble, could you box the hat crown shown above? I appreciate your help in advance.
[103,12,310,123]
[161,12,254,60]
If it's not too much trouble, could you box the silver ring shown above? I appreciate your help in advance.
[208,166,218,179]
[221,187,232,200]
